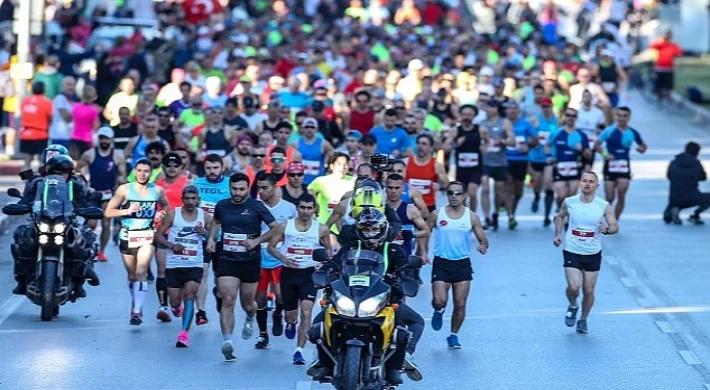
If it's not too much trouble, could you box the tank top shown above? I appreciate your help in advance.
[433,206,472,261]
[281,184,309,206]
[166,207,205,269]
[229,154,249,174]
[406,157,437,207]
[455,124,482,171]
[563,195,608,255]
[261,119,280,134]
[598,61,618,93]
[280,218,322,269]
[392,201,414,256]
[260,199,297,269]
[113,123,138,151]
[120,183,159,240]
[349,110,376,135]
[299,137,323,185]
[89,148,118,195]
[155,175,188,211]
[158,127,176,149]
[194,175,230,214]
[481,117,507,167]
[204,128,231,156]
[401,183,411,204]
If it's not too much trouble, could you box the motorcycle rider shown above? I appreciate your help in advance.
[11,154,101,298]
[310,207,422,385]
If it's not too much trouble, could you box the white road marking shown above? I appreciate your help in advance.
[678,350,702,365]
[654,321,676,334]
[296,381,313,390]
[620,277,637,288]
[0,295,24,327]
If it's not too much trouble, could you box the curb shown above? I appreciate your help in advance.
[671,91,710,125]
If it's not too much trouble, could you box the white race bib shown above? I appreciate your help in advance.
[206,149,226,157]
[409,178,432,195]
[608,159,629,173]
[201,201,216,214]
[223,233,247,253]
[100,189,113,201]
[571,228,595,243]
[601,81,617,93]
[538,131,550,144]
[303,160,320,176]
[556,161,579,177]
[127,230,154,248]
[507,135,526,151]
[488,139,501,153]
[457,152,479,168]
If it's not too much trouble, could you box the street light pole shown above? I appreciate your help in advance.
[11,0,33,158]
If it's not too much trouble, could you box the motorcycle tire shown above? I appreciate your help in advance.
[341,345,362,390]
[40,262,57,322]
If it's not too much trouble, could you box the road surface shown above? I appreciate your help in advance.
[0,91,709,389]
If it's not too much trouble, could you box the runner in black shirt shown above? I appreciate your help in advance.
[206,172,277,362]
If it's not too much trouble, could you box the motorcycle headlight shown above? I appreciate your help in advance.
[39,235,49,245]
[358,292,389,317]
[333,291,356,317]
[54,235,64,245]
[38,223,50,233]
[53,223,65,234]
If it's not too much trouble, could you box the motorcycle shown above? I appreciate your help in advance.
[2,175,104,321]
[308,247,423,390]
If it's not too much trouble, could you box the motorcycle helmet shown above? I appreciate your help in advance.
[355,207,389,250]
[41,144,69,164]
[45,155,75,175]
[350,179,385,219]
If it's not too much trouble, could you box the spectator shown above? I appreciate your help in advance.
[49,76,77,147]
[69,84,100,160]
[19,82,53,169]
[649,30,683,102]
[664,142,709,226]
[32,55,63,100]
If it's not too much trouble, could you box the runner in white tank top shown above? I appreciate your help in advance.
[427,181,489,349]
[554,171,619,334]
[266,193,332,365]
[154,186,213,348]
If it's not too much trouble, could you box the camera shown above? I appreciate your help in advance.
[370,153,396,169]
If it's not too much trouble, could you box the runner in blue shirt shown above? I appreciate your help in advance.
[370,108,413,157]
[594,106,647,220]
[504,101,538,230]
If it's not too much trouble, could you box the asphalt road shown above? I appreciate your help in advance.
[1,91,709,390]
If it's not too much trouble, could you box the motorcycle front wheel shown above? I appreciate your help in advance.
[341,345,362,390]
[40,262,57,322]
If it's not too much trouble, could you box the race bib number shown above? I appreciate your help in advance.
[223,233,247,253]
[392,233,405,246]
[100,189,113,201]
[409,178,432,195]
[571,229,595,243]
[457,152,479,168]
[601,81,617,93]
[176,248,198,257]
[507,135,526,151]
[328,201,339,210]
[349,274,370,287]
[205,149,226,157]
[201,201,216,213]
[303,160,320,176]
[127,230,154,248]
[608,159,629,174]
[538,131,550,144]
[556,161,579,177]
[488,139,501,153]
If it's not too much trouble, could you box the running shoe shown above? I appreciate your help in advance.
[255,336,269,349]
[130,311,142,326]
[97,252,108,262]
[293,351,306,365]
[195,310,208,326]
[272,313,283,337]
[221,341,236,362]
[431,309,444,331]
[176,331,189,348]
[565,306,578,327]
[671,207,682,225]
[543,217,552,227]
[157,308,172,322]
[242,315,255,339]
[531,200,540,213]
[508,216,518,230]
[576,319,588,334]
[491,213,499,231]
[447,334,462,349]
[689,214,705,225]
[172,304,184,318]
[403,353,423,381]
[285,322,297,339]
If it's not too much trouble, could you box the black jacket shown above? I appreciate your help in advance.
[21,175,94,209]
[331,242,412,280]
[667,152,707,201]
[337,204,402,246]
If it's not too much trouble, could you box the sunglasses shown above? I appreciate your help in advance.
[447,190,463,196]
[356,99,369,104]
[270,157,286,163]
[288,172,304,177]
[303,125,316,129]
[565,113,577,118]
[251,154,266,158]
[164,162,181,168]
[158,114,170,118]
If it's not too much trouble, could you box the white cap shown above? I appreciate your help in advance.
[97,127,114,139]
[479,66,494,77]
[600,49,613,57]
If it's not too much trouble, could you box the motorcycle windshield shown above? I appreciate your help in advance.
[340,249,385,288]
[35,175,74,219]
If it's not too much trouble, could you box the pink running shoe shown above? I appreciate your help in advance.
[176,331,189,348]
[172,304,184,318]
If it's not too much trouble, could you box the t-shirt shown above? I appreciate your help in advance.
[105,92,139,126]
[214,198,275,262]
[20,94,53,140]
[71,102,99,143]
[370,126,411,156]
[650,40,683,71]
[50,93,73,141]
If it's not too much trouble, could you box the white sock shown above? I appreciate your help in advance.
[296,346,303,354]
[435,308,445,313]
[133,282,148,313]
[128,282,134,302]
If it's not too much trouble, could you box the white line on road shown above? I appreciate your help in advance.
[296,381,312,390]
[654,321,677,334]
[620,277,637,288]
[678,350,702,365]
[0,295,24,327]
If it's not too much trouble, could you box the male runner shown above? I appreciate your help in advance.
[206,172,278,361]
[308,152,354,250]
[504,101,537,229]
[406,133,449,214]
[390,160,430,219]
[255,172,297,349]
[528,97,557,226]
[594,107,647,220]
[155,186,212,347]
[428,181,489,349]
[267,193,332,365]
[554,171,619,333]
[105,158,170,325]
[77,127,126,261]
[546,108,592,208]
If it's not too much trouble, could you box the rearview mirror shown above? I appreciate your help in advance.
[2,203,30,216]
[312,270,330,289]
[400,280,419,297]
[313,248,329,262]
[76,207,104,220]
[408,255,423,269]
[7,188,22,198]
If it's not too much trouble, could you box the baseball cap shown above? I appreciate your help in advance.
[162,152,181,166]
[361,134,377,145]
[287,161,305,173]
[302,117,318,128]
[505,100,519,108]
[243,96,257,107]
[487,99,500,107]
[347,130,363,141]
[492,77,504,87]
[237,135,253,145]
[479,66,494,77]
[539,97,553,106]
[96,127,114,139]
[311,100,325,111]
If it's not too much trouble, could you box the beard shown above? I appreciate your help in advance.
[99,142,111,150]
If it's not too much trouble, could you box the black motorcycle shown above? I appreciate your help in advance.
[2,175,103,321]
[308,248,422,390]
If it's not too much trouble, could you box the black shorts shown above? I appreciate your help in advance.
[603,160,632,181]
[655,70,674,92]
[456,168,482,186]
[507,160,528,181]
[69,139,92,159]
[580,153,595,168]
[217,259,261,283]
[119,238,154,257]
[431,257,473,284]
[20,139,48,156]
[563,250,601,272]
[166,267,204,288]
[530,162,547,173]
[427,205,437,214]
[280,267,317,311]
[482,165,508,182]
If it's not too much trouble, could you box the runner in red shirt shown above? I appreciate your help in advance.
[649,30,683,102]
[19,82,53,169]
[405,133,450,214]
